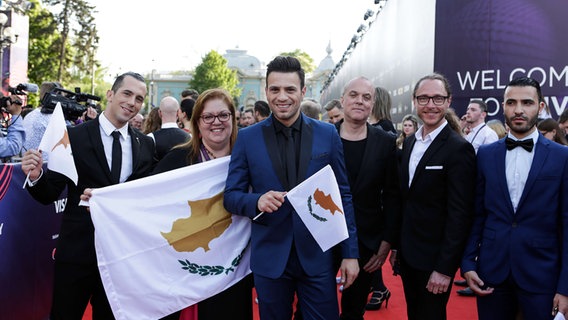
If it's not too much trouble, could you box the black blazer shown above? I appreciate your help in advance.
[336,122,401,251]
[399,124,476,277]
[27,117,156,264]
[152,127,190,160]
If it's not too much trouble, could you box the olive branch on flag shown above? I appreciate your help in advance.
[307,195,327,222]
[178,240,249,276]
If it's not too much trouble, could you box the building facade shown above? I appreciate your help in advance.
[148,47,334,113]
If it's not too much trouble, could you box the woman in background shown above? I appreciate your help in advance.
[486,119,507,139]
[537,118,568,145]
[369,86,397,135]
[395,114,419,149]
[143,107,161,134]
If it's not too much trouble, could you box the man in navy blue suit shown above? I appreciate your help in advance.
[224,56,359,320]
[461,77,568,319]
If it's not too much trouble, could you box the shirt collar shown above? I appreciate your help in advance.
[273,114,302,133]
[100,111,129,139]
[470,122,486,132]
[415,120,448,142]
[507,127,539,144]
[161,122,179,129]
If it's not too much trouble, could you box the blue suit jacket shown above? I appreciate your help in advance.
[461,136,568,295]
[224,114,359,279]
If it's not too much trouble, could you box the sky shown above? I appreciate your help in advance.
[92,0,375,78]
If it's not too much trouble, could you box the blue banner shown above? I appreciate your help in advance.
[0,163,64,319]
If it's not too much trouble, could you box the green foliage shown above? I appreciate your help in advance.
[42,0,98,83]
[278,49,316,74]
[27,0,105,107]
[26,0,62,106]
[189,51,241,101]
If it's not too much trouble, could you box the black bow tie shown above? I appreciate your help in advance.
[505,137,534,152]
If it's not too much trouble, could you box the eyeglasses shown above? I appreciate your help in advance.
[415,95,448,106]
[200,112,232,124]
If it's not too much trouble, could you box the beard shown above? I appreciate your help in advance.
[505,113,538,135]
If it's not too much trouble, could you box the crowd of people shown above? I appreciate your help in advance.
[10,55,568,320]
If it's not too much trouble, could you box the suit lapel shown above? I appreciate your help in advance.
[262,117,288,189]
[493,139,515,213]
[129,126,141,174]
[297,115,313,184]
[87,117,113,182]
[410,126,450,189]
[517,136,549,210]
[401,134,415,192]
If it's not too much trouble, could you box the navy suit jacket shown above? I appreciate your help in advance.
[399,124,476,277]
[461,136,568,295]
[27,117,156,264]
[224,114,359,279]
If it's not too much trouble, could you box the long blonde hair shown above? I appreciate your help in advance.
[396,114,419,148]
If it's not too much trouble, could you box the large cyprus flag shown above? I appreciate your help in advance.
[89,156,251,320]
[286,165,349,252]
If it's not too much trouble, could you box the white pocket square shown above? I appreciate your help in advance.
[425,165,443,170]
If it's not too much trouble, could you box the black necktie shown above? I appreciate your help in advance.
[111,131,122,184]
[505,137,534,152]
[283,127,297,189]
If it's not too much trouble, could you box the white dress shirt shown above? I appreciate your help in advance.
[466,122,499,153]
[408,120,448,187]
[147,122,180,141]
[505,129,539,212]
[99,112,133,183]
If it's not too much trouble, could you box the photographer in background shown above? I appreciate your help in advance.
[22,82,62,156]
[0,94,25,160]
[22,82,99,160]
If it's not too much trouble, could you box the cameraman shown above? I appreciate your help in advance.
[22,82,62,158]
[0,94,25,159]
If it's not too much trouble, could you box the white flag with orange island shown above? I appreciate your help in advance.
[89,156,251,320]
[286,165,349,252]
[37,102,78,185]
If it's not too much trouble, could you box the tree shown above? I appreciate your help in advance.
[189,50,241,100]
[27,0,106,107]
[278,49,316,74]
[43,0,98,83]
[26,0,64,106]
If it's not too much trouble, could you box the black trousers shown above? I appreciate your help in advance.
[338,244,375,320]
[50,261,114,320]
[400,257,453,320]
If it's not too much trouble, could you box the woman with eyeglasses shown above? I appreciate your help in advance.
[154,88,253,320]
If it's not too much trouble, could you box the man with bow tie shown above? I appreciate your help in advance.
[461,76,568,319]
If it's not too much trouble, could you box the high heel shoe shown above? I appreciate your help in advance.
[365,288,391,310]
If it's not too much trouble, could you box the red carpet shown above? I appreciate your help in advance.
[83,264,477,319]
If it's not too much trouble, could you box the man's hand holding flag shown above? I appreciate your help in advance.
[22,102,78,188]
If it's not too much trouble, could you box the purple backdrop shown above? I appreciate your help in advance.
[320,0,568,126]
[0,163,64,319]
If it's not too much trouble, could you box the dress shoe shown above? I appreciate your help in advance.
[454,279,468,287]
[457,287,475,297]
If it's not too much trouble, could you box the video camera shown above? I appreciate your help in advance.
[0,83,37,112]
[41,87,101,121]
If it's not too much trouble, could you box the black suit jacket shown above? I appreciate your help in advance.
[153,127,190,160]
[27,117,156,264]
[336,122,401,251]
[399,124,475,277]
